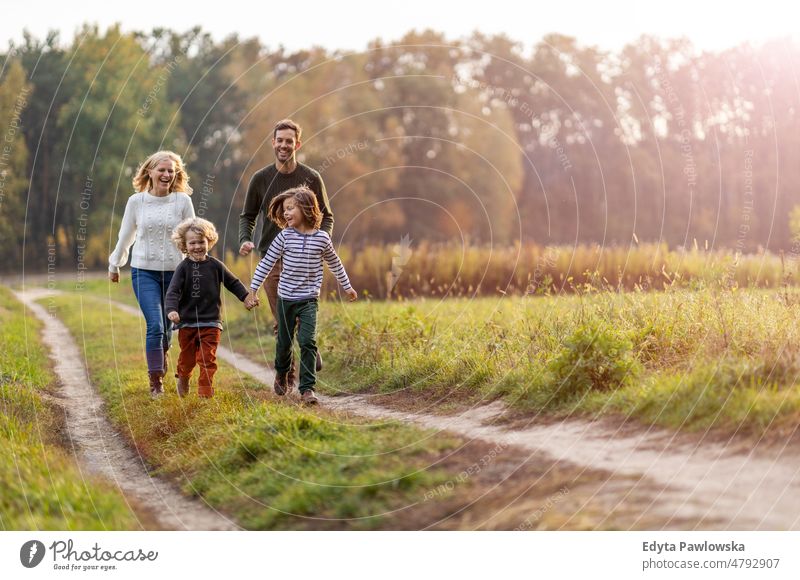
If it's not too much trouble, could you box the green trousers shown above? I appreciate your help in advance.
[275,297,319,393]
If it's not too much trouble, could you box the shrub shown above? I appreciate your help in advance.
[548,323,641,404]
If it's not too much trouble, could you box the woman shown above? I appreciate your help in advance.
[109,151,195,397]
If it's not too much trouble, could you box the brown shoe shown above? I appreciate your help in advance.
[197,385,214,398]
[315,350,323,372]
[149,371,164,398]
[274,372,289,396]
[176,375,190,397]
[300,390,319,405]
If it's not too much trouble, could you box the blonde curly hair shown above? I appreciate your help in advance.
[171,218,219,254]
[132,150,192,195]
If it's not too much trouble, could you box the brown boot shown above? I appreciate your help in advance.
[301,390,319,405]
[149,371,164,398]
[176,375,190,397]
[273,372,289,396]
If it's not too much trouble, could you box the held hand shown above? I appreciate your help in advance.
[167,311,180,323]
[109,272,119,283]
[345,288,358,302]
[239,241,255,256]
[244,292,260,310]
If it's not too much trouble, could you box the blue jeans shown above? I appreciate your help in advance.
[131,267,174,373]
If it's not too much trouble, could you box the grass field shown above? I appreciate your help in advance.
[37,281,673,529]
[46,292,466,529]
[314,287,800,438]
[0,286,139,530]
[58,276,800,440]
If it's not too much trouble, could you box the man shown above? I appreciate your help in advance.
[239,119,333,383]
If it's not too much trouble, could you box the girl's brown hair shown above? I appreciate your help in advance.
[132,150,192,195]
[267,186,322,229]
[171,218,219,254]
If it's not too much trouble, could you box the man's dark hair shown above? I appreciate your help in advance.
[273,119,301,140]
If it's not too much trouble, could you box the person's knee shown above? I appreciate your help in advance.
[145,321,165,339]
[298,334,316,350]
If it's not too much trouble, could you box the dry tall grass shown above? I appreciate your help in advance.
[225,242,796,299]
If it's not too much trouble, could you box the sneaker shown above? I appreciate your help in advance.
[274,372,289,396]
[315,350,323,372]
[301,390,319,405]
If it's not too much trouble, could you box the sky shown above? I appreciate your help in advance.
[2,0,798,54]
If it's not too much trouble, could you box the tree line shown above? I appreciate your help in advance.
[0,25,797,271]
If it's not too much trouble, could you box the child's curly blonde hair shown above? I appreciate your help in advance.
[171,218,219,254]
[267,186,322,229]
[132,150,192,194]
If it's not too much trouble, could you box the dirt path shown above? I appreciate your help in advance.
[26,289,800,529]
[215,322,800,530]
[332,399,800,530]
[15,289,238,531]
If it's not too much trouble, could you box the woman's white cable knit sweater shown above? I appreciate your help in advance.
[108,191,195,273]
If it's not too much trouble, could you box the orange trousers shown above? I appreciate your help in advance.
[177,327,221,397]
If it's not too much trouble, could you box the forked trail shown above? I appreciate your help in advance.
[215,310,800,530]
[20,288,800,530]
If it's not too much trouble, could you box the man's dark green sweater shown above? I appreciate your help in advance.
[238,162,334,256]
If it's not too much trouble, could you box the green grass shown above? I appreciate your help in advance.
[59,276,800,438]
[47,292,463,529]
[255,286,800,438]
[53,276,139,308]
[0,286,139,530]
[53,275,280,371]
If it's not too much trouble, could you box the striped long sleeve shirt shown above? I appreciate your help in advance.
[250,228,353,300]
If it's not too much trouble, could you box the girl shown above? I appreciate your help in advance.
[165,218,255,398]
[109,151,195,397]
[249,186,357,405]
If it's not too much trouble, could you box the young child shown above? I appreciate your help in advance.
[166,218,258,398]
[250,186,357,405]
